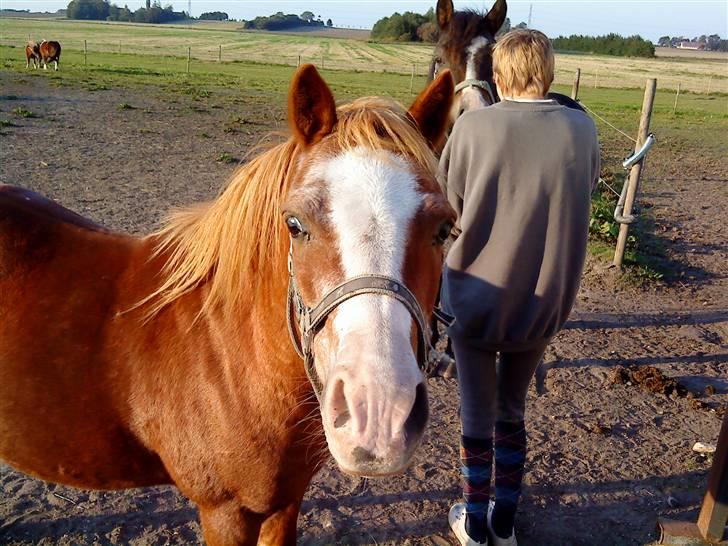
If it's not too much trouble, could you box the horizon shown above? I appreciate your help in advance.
[1,1,726,42]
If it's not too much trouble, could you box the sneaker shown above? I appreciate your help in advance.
[449,503,488,546]
[487,500,517,546]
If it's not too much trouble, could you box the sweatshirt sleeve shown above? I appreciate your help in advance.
[437,124,465,220]
[590,126,601,193]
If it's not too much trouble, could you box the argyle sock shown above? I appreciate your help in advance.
[492,420,527,538]
[461,435,493,543]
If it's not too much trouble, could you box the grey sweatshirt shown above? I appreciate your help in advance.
[438,99,600,351]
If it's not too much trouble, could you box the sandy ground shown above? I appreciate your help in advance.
[0,74,726,545]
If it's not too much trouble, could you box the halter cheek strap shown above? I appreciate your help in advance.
[286,247,434,401]
[454,79,497,105]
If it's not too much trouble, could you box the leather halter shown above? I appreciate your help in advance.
[454,79,497,105]
[286,247,433,401]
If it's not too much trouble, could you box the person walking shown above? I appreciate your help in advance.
[439,29,601,546]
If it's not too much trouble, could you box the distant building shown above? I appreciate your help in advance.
[677,41,706,50]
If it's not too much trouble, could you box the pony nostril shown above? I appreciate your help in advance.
[352,446,376,464]
[330,378,351,429]
[404,383,429,438]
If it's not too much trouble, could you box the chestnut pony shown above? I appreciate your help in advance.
[0,65,455,545]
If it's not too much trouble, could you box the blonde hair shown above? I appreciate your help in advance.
[139,97,436,318]
[493,29,554,97]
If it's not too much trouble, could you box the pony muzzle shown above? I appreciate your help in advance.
[321,348,428,476]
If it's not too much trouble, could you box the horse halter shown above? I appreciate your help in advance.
[454,78,497,105]
[286,246,433,401]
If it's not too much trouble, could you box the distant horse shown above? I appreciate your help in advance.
[39,39,61,70]
[0,64,454,545]
[25,41,40,69]
[427,0,583,364]
[429,0,583,125]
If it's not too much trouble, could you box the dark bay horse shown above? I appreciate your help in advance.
[0,65,455,545]
[39,39,61,70]
[430,0,582,124]
[25,41,40,69]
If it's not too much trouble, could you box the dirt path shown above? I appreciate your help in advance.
[0,75,726,546]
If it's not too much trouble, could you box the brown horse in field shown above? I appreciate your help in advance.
[39,39,61,70]
[25,41,41,69]
[0,64,454,545]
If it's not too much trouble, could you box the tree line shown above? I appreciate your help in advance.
[66,0,187,23]
[242,11,333,31]
[552,34,655,58]
[657,34,727,51]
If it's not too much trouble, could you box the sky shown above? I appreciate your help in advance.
[1,0,726,41]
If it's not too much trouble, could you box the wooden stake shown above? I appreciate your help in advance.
[658,415,728,544]
[673,82,681,114]
[613,78,657,268]
[409,63,416,94]
[297,55,301,67]
[571,68,581,100]
[186,47,191,74]
[707,76,713,94]
[118,41,121,54]
[697,415,728,541]
[594,68,598,89]
[84,39,87,66]
[218,44,222,63]
[321,53,324,69]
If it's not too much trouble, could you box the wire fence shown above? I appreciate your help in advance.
[2,31,726,94]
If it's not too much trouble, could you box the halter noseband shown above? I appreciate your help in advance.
[454,79,497,105]
[286,246,433,400]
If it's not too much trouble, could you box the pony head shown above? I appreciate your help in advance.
[284,65,454,476]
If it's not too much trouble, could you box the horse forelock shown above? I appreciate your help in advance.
[141,97,437,319]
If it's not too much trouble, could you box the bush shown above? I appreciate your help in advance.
[371,8,435,42]
[199,11,228,21]
[242,12,324,31]
[552,33,655,58]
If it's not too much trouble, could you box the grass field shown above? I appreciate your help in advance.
[1,17,727,93]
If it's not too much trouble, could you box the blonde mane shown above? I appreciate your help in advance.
[143,97,437,317]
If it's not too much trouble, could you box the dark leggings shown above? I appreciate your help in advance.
[452,340,548,438]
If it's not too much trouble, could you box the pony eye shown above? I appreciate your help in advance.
[435,221,453,245]
[286,216,305,239]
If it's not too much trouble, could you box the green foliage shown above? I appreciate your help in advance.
[66,0,109,20]
[12,106,36,118]
[199,11,228,21]
[117,102,134,109]
[371,9,436,43]
[216,152,236,163]
[552,33,655,58]
[67,0,186,23]
[243,12,324,31]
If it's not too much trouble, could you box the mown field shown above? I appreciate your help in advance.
[1,17,727,93]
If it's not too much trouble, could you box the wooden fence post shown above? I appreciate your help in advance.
[321,53,324,69]
[707,76,713,94]
[409,63,416,94]
[673,83,681,114]
[84,39,87,66]
[118,41,121,54]
[594,68,599,89]
[613,78,657,268]
[218,44,222,63]
[186,47,191,74]
[658,414,728,544]
[571,68,581,100]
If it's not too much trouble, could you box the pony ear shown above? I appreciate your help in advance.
[485,0,508,34]
[436,0,454,29]
[408,70,454,150]
[288,64,337,146]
